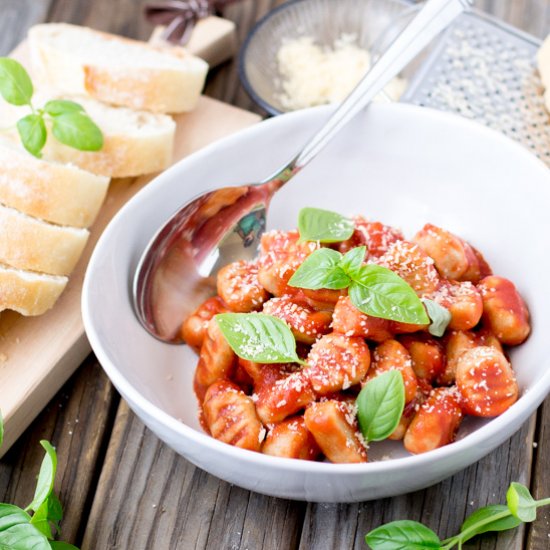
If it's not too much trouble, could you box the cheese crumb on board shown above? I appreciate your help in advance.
[276,34,407,110]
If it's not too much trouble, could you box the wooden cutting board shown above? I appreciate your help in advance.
[0,41,261,457]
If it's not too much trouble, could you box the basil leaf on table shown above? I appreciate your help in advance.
[339,246,367,277]
[349,265,429,325]
[215,313,303,364]
[0,504,31,532]
[25,441,58,513]
[356,370,405,442]
[298,207,354,243]
[0,58,33,106]
[49,542,80,549]
[506,483,537,522]
[30,501,53,540]
[17,114,47,157]
[457,504,521,544]
[51,112,103,151]
[365,520,441,550]
[422,299,451,337]
[0,522,50,550]
[43,100,85,117]
[288,248,350,290]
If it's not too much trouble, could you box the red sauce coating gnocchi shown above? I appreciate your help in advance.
[217,260,269,312]
[478,276,530,345]
[455,346,518,417]
[262,416,321,460]
[400,335,445,384]
[367,340,418,404]
[378,240,441,296]
[338,217,404,258]
[412,224,488,283]
[304,400,367,463]
[194,318,237,402]
[183,213,530,464]
[306,332,371,395]
[404,387,463,454]
[203,380,264,451]
[181,296,228,349]
[262,295,332,344]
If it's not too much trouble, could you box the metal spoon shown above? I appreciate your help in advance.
[133,0,471,343]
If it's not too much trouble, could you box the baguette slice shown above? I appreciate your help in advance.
[28,23,209,113]
[537,34,550,112]
[3,95,177,177]
[0,139,109,228]
[0,204,89,276]
[0,263,67,316]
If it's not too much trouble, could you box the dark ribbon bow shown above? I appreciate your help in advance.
[145,0,235,46]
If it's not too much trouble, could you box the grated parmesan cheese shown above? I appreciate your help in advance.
[276,34,407,110]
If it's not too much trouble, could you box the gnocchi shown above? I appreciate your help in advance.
[182,212,530,464]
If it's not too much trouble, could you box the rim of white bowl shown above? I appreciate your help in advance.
[83,102,550,475]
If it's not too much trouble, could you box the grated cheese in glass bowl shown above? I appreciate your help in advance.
[239,0,421,114]
[275,33,407,110]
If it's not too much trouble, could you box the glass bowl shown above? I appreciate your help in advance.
[239,0,420,114]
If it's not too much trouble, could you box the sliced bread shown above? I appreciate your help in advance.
[0,204,89,276]
[0,140,109,228]
[3,95,176,177]
[537,34,550,112]
[28,23,209,113]
[0,263,67,316]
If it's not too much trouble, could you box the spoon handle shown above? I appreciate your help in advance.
[267,0,471,183]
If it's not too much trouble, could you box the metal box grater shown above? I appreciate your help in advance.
[401,9,550,167]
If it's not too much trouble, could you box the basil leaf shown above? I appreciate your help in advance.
[298,207,354,243]
[422,299,451,337]
[50,543,79,549]
[0,504,31,532]
[288,248,350,290]
[0,522,50,550]
[215,313,301,364]
[51,112,103,151]
[348,265,430,324]
[0,409,3,449]
[17,114,47,158]
[506,483,537,522]
[0,58,33,106]
[356,370,405,442]
[26,441,57,513]
[339,246,367,277]
[43,100,84,117]
[30,501,53,540]
[365,520,441,549]
[460,504,521,542]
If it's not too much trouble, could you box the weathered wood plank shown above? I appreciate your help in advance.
[82,401,305,549]
[0,0,52,55]
[526,395,550,549]
[0,359,119,545]
[299,415,537,550]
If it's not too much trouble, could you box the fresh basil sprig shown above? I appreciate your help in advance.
[215,313,306,365]
[289,246,429,325]
[422,299,451,337]
[0,58,103,157]
[356,370,405,442]
[365,482,550,549]
[298,207,355,243]
[0,411,80,549]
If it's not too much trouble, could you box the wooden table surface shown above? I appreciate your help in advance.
[1,1,549,549]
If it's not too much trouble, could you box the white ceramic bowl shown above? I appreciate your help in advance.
[83,103,550,503]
